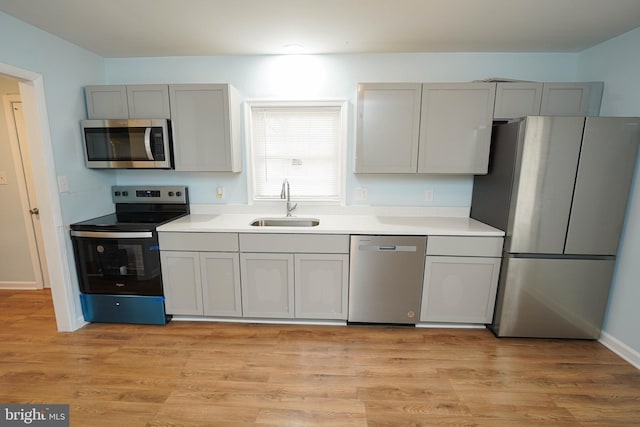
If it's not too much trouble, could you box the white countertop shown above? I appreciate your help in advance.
[157,213,504,237]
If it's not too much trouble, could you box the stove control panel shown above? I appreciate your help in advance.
[112,186,188,204]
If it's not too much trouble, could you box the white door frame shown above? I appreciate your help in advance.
[0,62,80,331]
[3,95,49,289]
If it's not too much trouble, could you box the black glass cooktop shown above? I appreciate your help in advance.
[70,212,187,232]
[70,204,189,232]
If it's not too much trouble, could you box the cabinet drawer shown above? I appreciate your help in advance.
[159,232,239,251]
[427,236,503,257]
[239,233,349,253]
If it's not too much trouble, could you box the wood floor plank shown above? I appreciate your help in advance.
[1,289,639,426]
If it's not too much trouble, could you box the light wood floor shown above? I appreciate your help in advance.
[1,289,639,426]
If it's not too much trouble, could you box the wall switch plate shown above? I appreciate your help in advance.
[355,187,368,201]
[425,190,434,202]
[57,176,69,193]
[0,171,7,185]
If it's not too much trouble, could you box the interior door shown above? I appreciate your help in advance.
[564,117,640,255]
[4,96,49,288]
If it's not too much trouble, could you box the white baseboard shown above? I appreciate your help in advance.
[416,322,486,329]
[599,332,640,370]
[171,316,347,326]
[0,281,40,290]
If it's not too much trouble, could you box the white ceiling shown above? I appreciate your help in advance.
[1,0,640,57]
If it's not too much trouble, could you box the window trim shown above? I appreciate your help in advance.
[245,99,348,206]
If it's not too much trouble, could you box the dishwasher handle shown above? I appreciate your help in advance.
[358,244,418,252]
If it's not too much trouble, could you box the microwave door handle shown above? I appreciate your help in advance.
[144,127,154,160]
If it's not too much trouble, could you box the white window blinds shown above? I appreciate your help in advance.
[249,104,343,201]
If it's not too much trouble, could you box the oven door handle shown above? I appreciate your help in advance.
[70,230,153,239]
[144,127,154,160]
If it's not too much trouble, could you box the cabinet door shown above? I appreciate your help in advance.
[169,84,241,172]
[294,254,349,320]
[160,251,203,315]
[201,252,242,317]
[85,85,128,119]
[355,83,422,173]
[240,253,294,318]
[420,256,501,323]
[493,82,542,120]
[418,83,496,174]
[126,85,171,119]
[540,83,591,116]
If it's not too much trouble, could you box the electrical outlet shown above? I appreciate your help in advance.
[425,190,434,202]
[0,171,7,185]
[355,187,368,201]
[216,187,225,199]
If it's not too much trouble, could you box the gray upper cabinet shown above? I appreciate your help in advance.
[493,82,604,119]
[418,83,496,174]
[355,82,495,174]
[85,85,129,119]
[493,82,543,120]
[85,84,170,119]
[126,85,171,119]
[540,82,603,116]
[85,83,242,173]
[355,83,422,173]
[169,84,242,172]
[540,83,590,116]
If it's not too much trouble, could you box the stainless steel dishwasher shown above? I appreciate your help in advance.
[348,235,427,324]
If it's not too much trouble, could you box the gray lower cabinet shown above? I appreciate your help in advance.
[239,233,350,320]
[295,253,349,320]
[420,236,503,324]
[239,252,349,320]
[159,232,241,317]
[240,253,295,318]
[200,252,242,316]
[160,251,203,316]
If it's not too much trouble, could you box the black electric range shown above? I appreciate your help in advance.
[70,185,189,325]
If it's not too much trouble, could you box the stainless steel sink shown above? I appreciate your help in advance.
[250,217,320,227]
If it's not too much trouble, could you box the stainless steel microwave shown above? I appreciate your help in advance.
[80,119,173,169]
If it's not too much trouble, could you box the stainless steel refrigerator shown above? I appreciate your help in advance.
[471,116,640,339]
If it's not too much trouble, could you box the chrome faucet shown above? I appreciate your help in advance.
[280,178,297,216]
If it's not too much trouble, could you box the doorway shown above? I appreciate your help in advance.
[2,91,50,289]
[0,63,80,332]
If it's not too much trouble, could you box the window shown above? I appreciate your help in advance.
[247,101,346,203]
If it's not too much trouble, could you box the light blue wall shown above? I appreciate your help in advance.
[0,12,114,319]
[105,53,579,206]
[0,11,114,223]
[578,27,640,354]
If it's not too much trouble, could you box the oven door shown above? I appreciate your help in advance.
[71,230,164,296]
